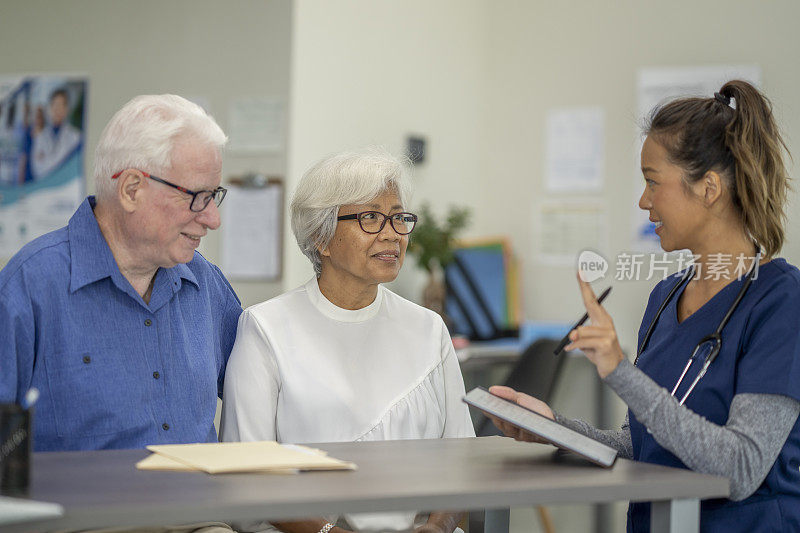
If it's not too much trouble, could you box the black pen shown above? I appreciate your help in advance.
[553,286,613,355]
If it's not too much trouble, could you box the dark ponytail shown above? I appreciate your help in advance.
[645,79,791,258]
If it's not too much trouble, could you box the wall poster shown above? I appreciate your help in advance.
[0,74,88,258]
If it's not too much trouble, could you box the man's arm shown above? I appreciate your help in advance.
[212,262,243,398]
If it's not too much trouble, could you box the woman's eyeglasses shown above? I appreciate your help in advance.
[337,211,418,235]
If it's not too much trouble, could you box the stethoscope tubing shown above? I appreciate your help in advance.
[635,251,761,404]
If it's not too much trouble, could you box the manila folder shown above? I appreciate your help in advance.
[140,441,356,474]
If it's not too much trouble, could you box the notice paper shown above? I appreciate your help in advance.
[535,201,606,265]
[137,441,356,474]
[545,107,605,193]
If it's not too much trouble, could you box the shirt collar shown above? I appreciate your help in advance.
[170,260,199,288]
[68,197,121,293]
[68,196,199,293]
[305,277,383,323]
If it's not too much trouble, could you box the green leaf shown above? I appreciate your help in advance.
[407,203,471,272]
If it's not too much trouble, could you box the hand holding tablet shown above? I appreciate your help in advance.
[463,387,617,467]
[484,386,555,444]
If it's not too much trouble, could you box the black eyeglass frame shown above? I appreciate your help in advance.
[147,173,227,212]
[337,211,418,235]
[112,170,227,212]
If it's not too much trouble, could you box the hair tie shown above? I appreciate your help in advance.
[714,91,732,107]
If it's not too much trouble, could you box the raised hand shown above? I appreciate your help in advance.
[565,272,624,378]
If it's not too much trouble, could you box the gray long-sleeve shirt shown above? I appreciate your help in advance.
[554,359,800,501]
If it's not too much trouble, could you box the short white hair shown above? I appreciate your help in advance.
[93,94,227,201]
[291,148,412,276]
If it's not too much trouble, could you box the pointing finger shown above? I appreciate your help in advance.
[576,272,606,322]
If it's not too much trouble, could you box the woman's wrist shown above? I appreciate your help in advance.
[601,357,630,384]
[417,511,463,533]
[272,519,349,533]
[597,352,624,379]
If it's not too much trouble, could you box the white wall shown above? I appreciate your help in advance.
[482,0,800,357]
[286,0,491,294]
[0,0,292,307]
[486,3,800,529]
[288,2,800,531]
[4,2,800,530]
[4,0,799,320]
[289,0,800,350]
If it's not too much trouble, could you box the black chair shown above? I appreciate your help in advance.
[475,337,567,437]
[468,338,565,533]
[468,337,566,533]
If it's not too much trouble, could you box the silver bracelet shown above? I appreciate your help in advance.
[318,522,334,533]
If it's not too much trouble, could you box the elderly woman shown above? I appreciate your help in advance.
[221,149,474,533]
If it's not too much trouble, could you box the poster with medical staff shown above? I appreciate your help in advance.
[0,74,87,258]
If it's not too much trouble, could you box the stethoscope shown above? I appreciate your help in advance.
[633,250,761,405]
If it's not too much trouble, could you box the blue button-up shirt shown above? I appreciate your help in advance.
[0,197,242,451]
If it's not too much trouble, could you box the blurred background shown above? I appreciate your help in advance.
[2,1,799,531]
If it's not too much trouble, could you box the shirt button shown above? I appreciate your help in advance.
[83,355,91,364]
[153,371,160,379]
[144,319,152,327]
[162,423,170,431]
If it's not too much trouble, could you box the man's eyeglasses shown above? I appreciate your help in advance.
[337,211,418,235]
[111,170,227,212]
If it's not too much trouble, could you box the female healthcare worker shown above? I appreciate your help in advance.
[489,79,800,532]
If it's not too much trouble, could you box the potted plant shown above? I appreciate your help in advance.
[407,203,470,318]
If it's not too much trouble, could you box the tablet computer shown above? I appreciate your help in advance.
[463,387,617,467]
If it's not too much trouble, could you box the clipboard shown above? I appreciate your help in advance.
[221,174,283,281]
[463,387,617,467]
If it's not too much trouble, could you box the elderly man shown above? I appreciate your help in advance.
[0,94,242,453]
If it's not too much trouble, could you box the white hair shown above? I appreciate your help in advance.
[93,94,227,201]
[290,148,412,276]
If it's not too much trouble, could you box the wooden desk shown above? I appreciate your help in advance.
[7,437,727,533]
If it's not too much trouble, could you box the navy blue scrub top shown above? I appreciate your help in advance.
[629,259,800,533]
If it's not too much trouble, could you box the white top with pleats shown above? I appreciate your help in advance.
[221,277,475,532]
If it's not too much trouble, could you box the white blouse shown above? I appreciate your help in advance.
[220,278,475,532]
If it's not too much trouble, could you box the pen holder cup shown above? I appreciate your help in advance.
[0,403,31,496]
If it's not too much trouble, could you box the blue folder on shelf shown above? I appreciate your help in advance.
[445,240,519,341]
